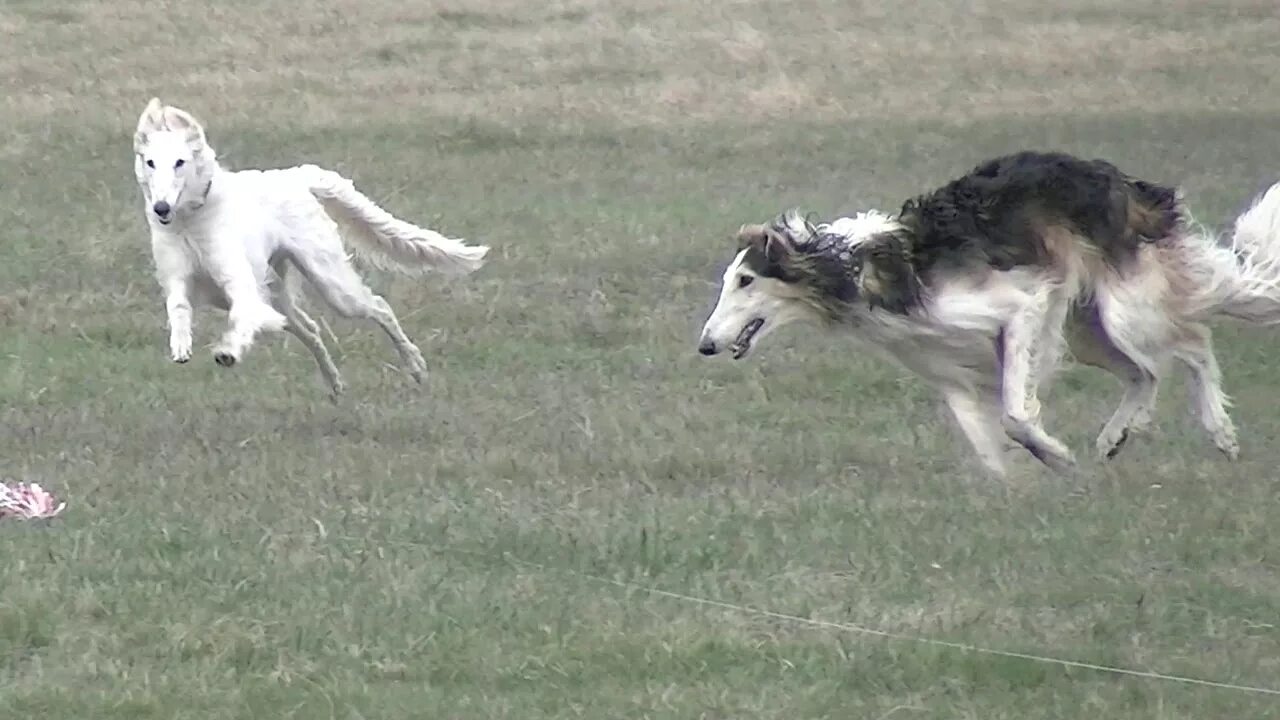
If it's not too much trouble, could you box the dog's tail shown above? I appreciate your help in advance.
[1183,181,1280,323]
[297,164,489,276]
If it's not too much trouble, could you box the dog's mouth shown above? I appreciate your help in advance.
[730,318,765,359]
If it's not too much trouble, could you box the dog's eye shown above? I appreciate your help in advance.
[174,159,185,169]
[738,275,754,288]
[145,159,155,169]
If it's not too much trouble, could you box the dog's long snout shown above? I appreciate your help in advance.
[698,338,719,356]
[153,200,172,219]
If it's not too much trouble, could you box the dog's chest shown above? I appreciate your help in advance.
[853,316,1001,392]
[151,229,240,309]
[168,230,219,271]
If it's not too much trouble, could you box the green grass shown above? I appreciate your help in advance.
[3,0,1280,717]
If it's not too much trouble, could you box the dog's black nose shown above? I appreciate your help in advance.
[153,200,171,218]
[698,339,718,356]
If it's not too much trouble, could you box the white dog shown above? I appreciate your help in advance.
[132,97,489,396]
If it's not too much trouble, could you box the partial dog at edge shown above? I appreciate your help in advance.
[133,97,489,397]
[698,151,1280,477]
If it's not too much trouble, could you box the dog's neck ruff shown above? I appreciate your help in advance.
[806,229,863,266]
[770,215,871,266]
[798,214,907,267]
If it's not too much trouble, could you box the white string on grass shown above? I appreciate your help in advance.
[502,555,1279,698]
[331,534,1280,699]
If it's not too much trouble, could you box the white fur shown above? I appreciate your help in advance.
[133,98,489,395]
[699,189,1280,477]
[702,248,815,357]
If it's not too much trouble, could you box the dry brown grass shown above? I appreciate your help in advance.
[3,0,1278,143]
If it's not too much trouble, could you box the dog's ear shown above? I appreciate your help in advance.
[135,97,165,149]
[163,106,207,146]
[762,226,792,266]
[735,222,792,278]
[853,232,920,314]
[735,223,768,250]
[738,222,791,263]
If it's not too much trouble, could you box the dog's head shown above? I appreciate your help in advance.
[697,209,918,359]
[133,97,216,225]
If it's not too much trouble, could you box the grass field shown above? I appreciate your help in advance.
[3,0,1280,717]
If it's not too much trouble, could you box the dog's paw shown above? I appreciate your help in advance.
[405,347,428,384]
[1003,414,1075,473]
[1096,426,1131,461]
[1214,432,1240,461]
[212,348,238,367]
[170,336,192,363]
[1037,446,1077,474]
[262,308,289,333]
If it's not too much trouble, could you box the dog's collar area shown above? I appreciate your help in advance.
[806,230,852,254]
[183,179,214,213]
[804,231,865,269]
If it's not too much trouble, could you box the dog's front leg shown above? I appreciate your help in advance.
[1024,287,1072,423]
[999,290,1076,472]
[164,277,194,363]
[207,252,286,367]
[943,389,1009,477]
[214,283,288,367]
[152,240,197,364]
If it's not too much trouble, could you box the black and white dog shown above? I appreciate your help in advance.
[698,151,1280,476]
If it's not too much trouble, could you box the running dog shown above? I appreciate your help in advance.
[698,151,1280,476]
[133,97,489,396]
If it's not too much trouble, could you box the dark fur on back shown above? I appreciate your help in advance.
[741,151,1185,319]
[898,150,1183,277]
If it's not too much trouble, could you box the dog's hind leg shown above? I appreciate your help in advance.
[1173,323,1239,459]
[999,287,1077,472]
[1089,283,1183,459]
[943,389,1011,477]
[1067,304,1160,459]
[291,246,428,383]
[274,269,345,398]
[1095,365,1158,460]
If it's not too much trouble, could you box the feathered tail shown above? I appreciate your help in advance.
[295,164,489,275]
[1182,181,1280,323]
